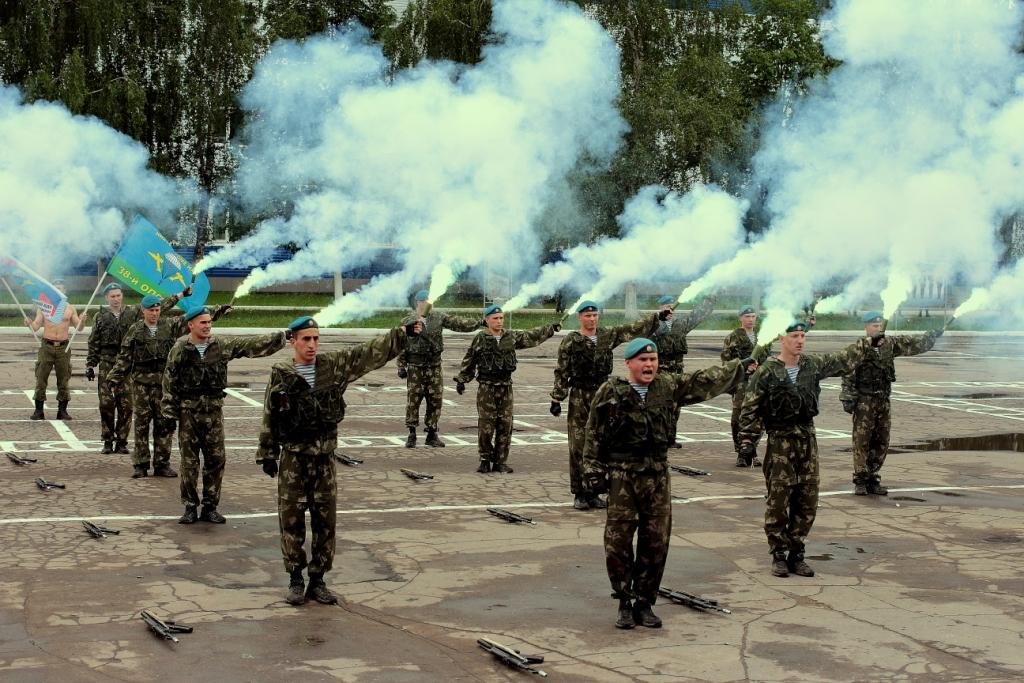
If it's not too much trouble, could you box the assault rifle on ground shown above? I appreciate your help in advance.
[6,452,37,465]
[400,468,433,481]
[658,587,731,614]
[669,464,710,477]
[477,637,547,677]
[140,609,193,643]
[334,453,363,467]
[82,521,120,539]
[35,477,65,491]
[487,508,536,525]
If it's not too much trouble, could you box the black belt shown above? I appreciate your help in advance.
[477,373,512,383]
[607,449,668,462]
[42,338,68,347]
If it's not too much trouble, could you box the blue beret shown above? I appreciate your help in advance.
[483,304,502,317]
[861,310,884,324]
[102,283,123,294]
[140,294,161,309]
[624,337,658,359]
[739,305,756,316]
[657,295,675,306]
[785,320,809,333]
[576,300,600,314]
[288,316,318,332]
[414,289,429,302]
[184,306,210,322]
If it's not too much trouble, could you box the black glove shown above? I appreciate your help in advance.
[165,420,177,435]
[261,459,278,478]
[397,367,408,379]
[211,304,233,322]
[285,328,293,341]
[549,401,561,417]
[551,323,561,333]
[456,381,466,395]
[85,367,96,381]
[871,334,886,348]
[180,285,193,298]
[738,441,756,459]
[586,474,609,495]
[842,400,856,414]
[931,327,945,339]
[739,356,756,375]
[405,321,421,336]
[658,308,673,321]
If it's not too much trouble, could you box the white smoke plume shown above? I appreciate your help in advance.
[214,0,626,323]
[0,85,195,275]
[680,0,1024,338]
[504,184,746,313]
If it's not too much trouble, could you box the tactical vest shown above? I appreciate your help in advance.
[177,342,229,398]
[94,309,130,355]
[729,329,755,359]
[603,377,676,461]
[852,346,896,394]
[271,371,346,441]
[760,363,820,431]
[132,323,178,373]
[476,335,517,382]
[404,313,443,366]
[567,333,613,389]
[651,322,687,361]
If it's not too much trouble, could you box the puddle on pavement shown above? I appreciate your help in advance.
[807,553,833,561]
[950,393,1010,399]
[898,433,1024,453]
[891,495,927,502]
[984,534,1021,543]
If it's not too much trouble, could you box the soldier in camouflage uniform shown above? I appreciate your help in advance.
[739,321,870,578]
[840,311,941,496]
[257,316,421,606]
[549,300,663,510]
[398,289,479,448]
[161,306,285,525]
[454,304,559,473]
[87,283,181,453]
[721,305,774,467]
[652,294,717,449]
[583,337,750,629]
[25,279,86,421]
[107,294,197,478]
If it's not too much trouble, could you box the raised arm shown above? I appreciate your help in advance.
[672,360,745,406]
[608,312,660,347]
[513,323,558,350]
[887,330,940,358]
[331,326,408,383]
[816,338,871,379]
[224,331,286,360]
[442,313,482,333]
[676,295,717,334]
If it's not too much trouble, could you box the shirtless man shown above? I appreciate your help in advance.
[25,279,86,420]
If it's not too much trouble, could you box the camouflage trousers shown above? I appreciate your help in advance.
[33,341,71,402]
[177,404,226,509]
[131,381,174,468]
[278,448,337,575]
[477,382,514,466]
[850,395,892,484]
[604,466,672,604]
[566,387,598,494]
[729,382,760,452]
[98,356,132,443]
[762,432,819,557]
[405,364,444,430]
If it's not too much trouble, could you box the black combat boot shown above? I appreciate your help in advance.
[178,506,198,524]
[131,465,148,479]
[286,570,307,606]
[30,400,45,420]
[614,599,635,629]
[867,478,888,496]
[56,400,72,420]
[405,427,416,448]
[572,495,589,511]
[200,507,227,524]
[853,476,868,496]
[788,552,815,577]
[771,552,789,577]
[735,453,748,467]
[424,428,445,447]
[306,573,338,604]
[101,441,114,454]
[632,600,662,628]
[751,455,762,467]
[114,440,129,454]
[587,496,608,510]
[668,441,682,449]
[492,464,514,474]
[476,460,491,473]
[153,464,178,478]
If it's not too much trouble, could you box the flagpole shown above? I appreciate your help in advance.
[67,274,106,352]
[1,276,41,344]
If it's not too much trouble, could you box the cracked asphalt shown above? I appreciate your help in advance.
[1,328,1023,681]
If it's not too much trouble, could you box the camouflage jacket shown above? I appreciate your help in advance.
[840,331,938,400]
[721,328,774,391]
[550,312,660,401]
[86,295,177,366]
[161,332,285,419]
[454,324,557,386]
[107,313,190,386]
[740,339,870,440]
[650,296,715,368]
[399,310,479,368]
[583,361,745,473]
[257,327,408,460]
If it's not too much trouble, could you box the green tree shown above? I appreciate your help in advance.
[385,0,492,68]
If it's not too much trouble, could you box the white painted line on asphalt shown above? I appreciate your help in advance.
[2,483,1022,526]
[48,419,88,451]
[224,388,263,407]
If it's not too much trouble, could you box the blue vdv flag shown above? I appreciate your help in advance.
[0,256,69,324]
[107,215,209,310]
